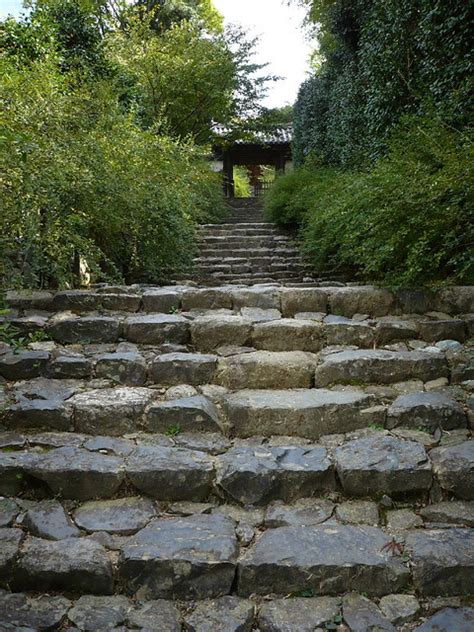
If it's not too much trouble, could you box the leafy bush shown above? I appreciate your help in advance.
[292,0,473,168]
[233,167,251,198]
[0,56,224,288]
[264,167,337,226]
[267,118,473,285]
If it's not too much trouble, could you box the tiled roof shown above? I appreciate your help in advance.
[213,125,293,145]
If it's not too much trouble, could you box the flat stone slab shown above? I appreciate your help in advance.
[335,435,432,497]
[406,528,474,596]
[430,440,474,499]
[126,446,214,500]
[74,497,156,535]
[413,607,474,632]
[142,288,182,312]
[22,499,80,540]
[238,524,409,597]
[252,319,324,352]
[0,592,71,630]
[100,293,141,312]
[146,395,222,433]
[378,594,420,625]
[48,316,120,344]
[123,314,190,345]
[119,514,238,599]
[216,351,317,390]
[434,286,474,314]
[71,387,154,435]
[182,287,233,310]
[127,599,181,630]
[231,286,281,310]
[224,388,376,439]
[216,446,335,505]
[48,352,91,379]
[6,289,54,310]
[328,286,395,317]
[68,595,131,630]
[0,498,19,527]
[265,498,335,527]
[5,399,73,432]
[94,351,147,385]
[387,391,466,431]
[419,319,466,342]
[0,351,50,381]
[0,451,39,496]
[324,320,374,347]
[280,288,328,317]
[191,315,252,351]
[335,500,380,526]
[240,307,282,322]
[315,350,448,386]
[375,319,419,345]
[185,596,254,632]
[150,352,218,386]
[258,596,340,632]
[420,501,474,527]
[0,529,23,585]
[28,447,124,500]
[51,290,101,312]
[343,592,395,632]
[15,536,113,594]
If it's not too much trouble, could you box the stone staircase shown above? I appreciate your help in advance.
[183,199,319,286]
[0,283,473,630]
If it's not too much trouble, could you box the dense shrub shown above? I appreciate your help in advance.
[0,57,224,288]
[266,118,473,285]
[233,167,251,198]
[293,0,473,168]
[264,167,337,226]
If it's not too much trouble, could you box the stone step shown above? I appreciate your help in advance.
[198,271,313,283]
[1,375,469,447]
[1,431,472,502]
[195,260,310,270]
[0,312,472,360]
[194,255,305,264]
[194,265,311,277]
[0,589,473,630]
[2,508,473,601]
[198,225,282,234]
[314,349,449,386]
[238,524,474,599]
[198,238,292,246]
[196,247,301,257]
[223,389,381,439]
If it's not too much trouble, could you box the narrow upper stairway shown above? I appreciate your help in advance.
[190,199,317,285]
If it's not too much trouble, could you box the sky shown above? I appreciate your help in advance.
[213,0,312,107]
[1,0,313,107]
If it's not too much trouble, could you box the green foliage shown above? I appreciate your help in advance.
[233,167,251,198]
[264,166,336,226]
[267,118,474,285]
[292,0,473,167]
[0,56,224,288]
[165,423,182,436]
[0,321,50,350]
[1,0,273,290]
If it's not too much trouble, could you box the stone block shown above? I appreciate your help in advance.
[123,314,190,345]
[238,524,409,597]
[224,388,376,439]
[335,435,432,497]
[216,445,335,505]
[119,514,238,599]
[126,446,214,500]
